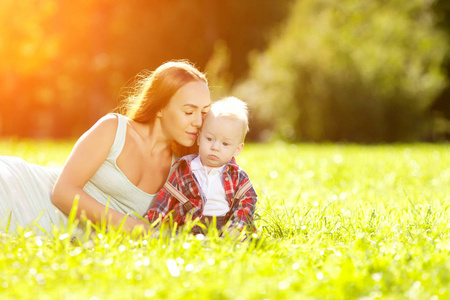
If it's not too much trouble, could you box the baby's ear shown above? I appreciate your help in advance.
[234,143,244,156]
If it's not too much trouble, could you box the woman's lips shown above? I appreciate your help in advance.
[186,132,198,139]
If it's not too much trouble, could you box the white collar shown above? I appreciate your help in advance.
[191,155,226,175]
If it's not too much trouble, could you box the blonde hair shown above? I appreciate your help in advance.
[208,96,249,141]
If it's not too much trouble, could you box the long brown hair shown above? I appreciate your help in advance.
[116,60,208,156]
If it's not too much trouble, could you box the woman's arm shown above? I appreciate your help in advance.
[52,115,147,232]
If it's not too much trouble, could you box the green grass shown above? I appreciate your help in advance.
[0,139,449,299]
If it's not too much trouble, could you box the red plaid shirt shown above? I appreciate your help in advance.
[147,154,257,231]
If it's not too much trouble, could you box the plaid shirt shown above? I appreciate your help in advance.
[147,154,257,231]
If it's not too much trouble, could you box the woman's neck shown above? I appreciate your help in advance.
[130,119,172,156]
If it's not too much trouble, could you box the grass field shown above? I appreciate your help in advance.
[0,139,449,299]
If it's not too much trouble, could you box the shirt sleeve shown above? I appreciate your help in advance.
[147,166,203,227]
[228,176,258,232]
[147,169,185,226]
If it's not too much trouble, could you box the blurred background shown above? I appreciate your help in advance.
[0,0,449,143]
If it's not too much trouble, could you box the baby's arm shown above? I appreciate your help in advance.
[147,169,197,227]
[147,186,172,225]
[228,177,258,232]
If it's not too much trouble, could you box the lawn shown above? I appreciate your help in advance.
[0,139,449,299]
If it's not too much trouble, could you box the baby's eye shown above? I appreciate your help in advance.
[184,112,193,115]
[206,137,212,141]
[223,142,229,147]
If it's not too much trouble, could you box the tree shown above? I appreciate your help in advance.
[235,0,448,142]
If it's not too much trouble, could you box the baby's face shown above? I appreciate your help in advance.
[197,115,244,169]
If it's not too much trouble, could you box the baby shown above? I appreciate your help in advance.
[147,96,257,234]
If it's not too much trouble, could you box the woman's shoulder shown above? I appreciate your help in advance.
[83,114,121,143]
[99,113,121,124]
[94,114,123,130]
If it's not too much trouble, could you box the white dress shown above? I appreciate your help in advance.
[0,113,169,234]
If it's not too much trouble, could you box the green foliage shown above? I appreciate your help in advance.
[0,137,73,167]
[236,0,449,142]
[205,41,233,100]
[0,139,449,299]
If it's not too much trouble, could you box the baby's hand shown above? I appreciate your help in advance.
[224,226,246,242]
[227,226,240,237]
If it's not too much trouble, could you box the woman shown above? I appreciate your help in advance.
[0,60,211,234]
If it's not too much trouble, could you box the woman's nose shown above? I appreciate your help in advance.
[192,112,202,128]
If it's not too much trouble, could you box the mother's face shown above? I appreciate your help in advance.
[158,80,211,147]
